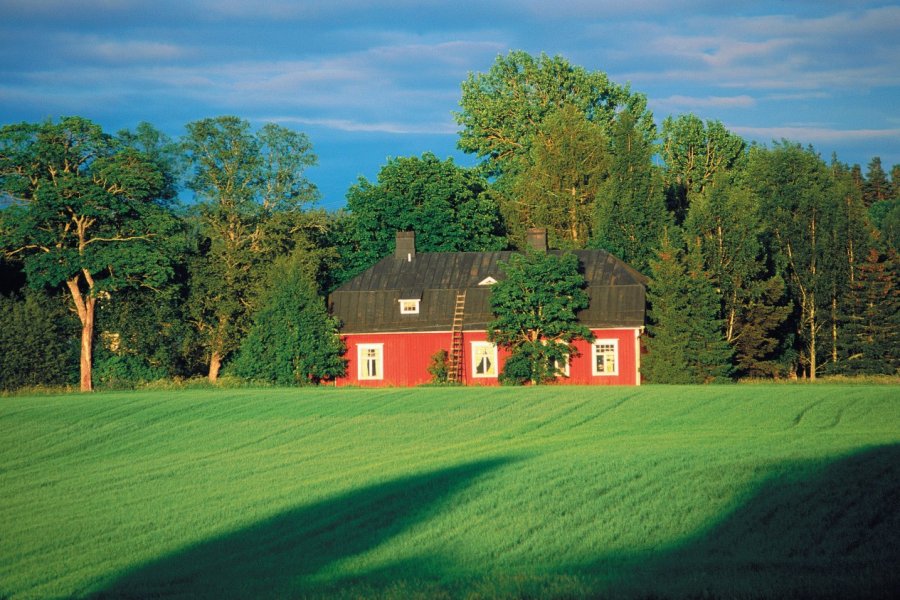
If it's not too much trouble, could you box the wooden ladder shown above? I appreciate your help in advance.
[447,291,466,383]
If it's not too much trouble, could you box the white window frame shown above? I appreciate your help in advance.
[550,350,570,378]
[592,339,619,376]
[398,299,420,314]
[544,340,570,378]
[471,341,498,378]
[358,343,384,380]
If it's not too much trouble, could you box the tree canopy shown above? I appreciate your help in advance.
[181,116,319,381]
[341,152,506,279]
[0,116,177,391]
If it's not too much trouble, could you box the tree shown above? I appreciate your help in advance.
[863,156,890,207]
[343,152,505,276]
[487,251,592,384]
[642,233,733,384]
[0,117,176,391]
[748,142,839,380]
[683,174,790,377]
[509,105,609,249]
[0,288,78,390]
[455,50,651,179]
[229,251,345,385]
[182,116,319,382]
[827,248,898,375]
[592,107,670,273]
[660,115,746,222]
[116,122,183,202]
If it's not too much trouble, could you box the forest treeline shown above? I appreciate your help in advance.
[1,51,897,391]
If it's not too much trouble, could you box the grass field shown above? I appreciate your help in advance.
[1,385,898,599]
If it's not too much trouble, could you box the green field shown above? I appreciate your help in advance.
[1,385,898,599]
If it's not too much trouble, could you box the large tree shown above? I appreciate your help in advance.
[683,174,791,377]
[342,152,505,277]
[0,288,78,390]
[487,250,592,384]
[455,51,651,180]
[863,157,890,207]
[182,116,319,382]
[0,117,176,391]
[230,250,345,385]
[828,248,899,375]
[748,142,840,380]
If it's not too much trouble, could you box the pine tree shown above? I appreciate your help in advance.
[643,233,733,383]
[863,157,890,207]
[830,248,899,375]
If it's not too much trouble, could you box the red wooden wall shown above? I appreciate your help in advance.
[335,328,642,387]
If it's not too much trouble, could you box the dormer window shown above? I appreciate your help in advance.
[399,299,420,314]
[478,276,497,286]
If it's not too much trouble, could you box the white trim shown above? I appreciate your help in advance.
[471,341,498,378]
[591,339,619,376]
[478,276,498,286]
[357,343,384,380]
[398,299,420,314]
[635,327,643,386]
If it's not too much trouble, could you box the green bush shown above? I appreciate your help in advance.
[230,253,346,385]
[0,291,78,391]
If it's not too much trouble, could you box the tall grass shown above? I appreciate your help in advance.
[1,385,897,599]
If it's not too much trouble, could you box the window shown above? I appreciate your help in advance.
[550,352,570,377]
[592,340,618,376]
[544,340,570,377]
[358,343,384,380]
[399,299,420,314]
[471,342,498,378]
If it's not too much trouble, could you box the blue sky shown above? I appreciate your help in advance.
[1,0,898,209]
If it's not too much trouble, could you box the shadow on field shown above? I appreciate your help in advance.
[89,457,512,599]
[89,446,900,599]
[602,443,900,600]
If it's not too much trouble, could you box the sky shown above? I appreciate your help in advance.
[1,0,899,210]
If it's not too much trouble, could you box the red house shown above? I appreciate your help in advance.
[328,230,646,386]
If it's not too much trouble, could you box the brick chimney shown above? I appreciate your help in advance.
[525,227,548,252]
[395,231,416,261]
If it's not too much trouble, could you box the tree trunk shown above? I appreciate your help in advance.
[67,276,96,392]
[208,351,222,383]
[80,301,95,392]
[809,298,817,381]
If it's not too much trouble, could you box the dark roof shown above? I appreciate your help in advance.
[329,250,647,334]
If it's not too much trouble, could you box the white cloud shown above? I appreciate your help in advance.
[263,116,457,135]
[81,39,187,63]
[732,125,900,144]
[655,94,756,110]
[615,6,900,92]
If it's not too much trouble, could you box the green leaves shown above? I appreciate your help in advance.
[0,117,178,391]
[230,252,345,385]
[456,51,644,177]
[643,234,733,384]
[181,116,321,379]
[488,251,592,384]
[343,152,506,272]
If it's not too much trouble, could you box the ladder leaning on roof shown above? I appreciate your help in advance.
[447,291,466,383]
